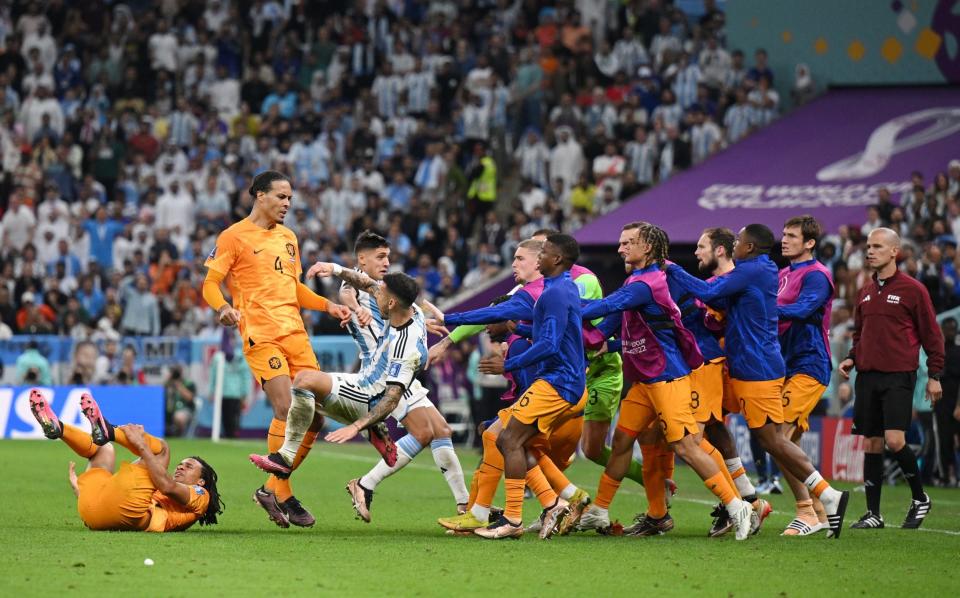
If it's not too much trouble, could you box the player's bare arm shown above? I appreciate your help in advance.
[339,286,373,327]
[120,424,193,506]
[67,461,79,497]
[308,261,379,295]
[325,383,404,443]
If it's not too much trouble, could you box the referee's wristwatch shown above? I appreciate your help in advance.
[928,372,942,382]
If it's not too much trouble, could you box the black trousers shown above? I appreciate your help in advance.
[933,384,959,481]
[221,397,243,438]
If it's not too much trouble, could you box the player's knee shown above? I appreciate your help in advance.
[410,428,433,447]
[582,442,602,462]
[436,420,452,439]
[95,441,115,461]
[884,432,906,452]
[863,436,885,453]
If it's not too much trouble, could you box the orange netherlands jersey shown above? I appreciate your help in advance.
[147,485,210,532]
[205,218,305,343]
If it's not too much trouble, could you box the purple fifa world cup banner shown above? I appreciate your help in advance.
[576,87,960,244]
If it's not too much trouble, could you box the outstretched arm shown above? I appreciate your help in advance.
[325,383,404,443]
[581,282,653,321]
[307,262,379,295]
[666,263,751,303]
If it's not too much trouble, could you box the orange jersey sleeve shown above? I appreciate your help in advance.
[204,219,307,342]
[148,485,210,532]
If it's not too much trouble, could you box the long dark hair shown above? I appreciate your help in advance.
[191,456,224,526]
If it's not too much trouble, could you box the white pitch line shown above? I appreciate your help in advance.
[307,450,960,537]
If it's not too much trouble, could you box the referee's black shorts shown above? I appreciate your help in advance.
[852,370,917,437]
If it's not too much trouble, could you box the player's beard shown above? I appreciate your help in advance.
[698,258,718,274]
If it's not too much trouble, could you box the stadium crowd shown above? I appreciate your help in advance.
[1,0,787,344]
[0,2,958,478]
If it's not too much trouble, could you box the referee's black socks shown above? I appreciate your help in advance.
[892,447,926,502]
[863,453,883,514]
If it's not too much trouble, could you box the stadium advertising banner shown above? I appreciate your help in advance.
[0,386,165,439]
[576,88,960,244]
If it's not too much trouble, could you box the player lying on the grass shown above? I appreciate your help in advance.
[567,222,756,541]
[435,297,590,538]
[334,230,469,512]
[251,269,468,522]
[29,389,223,532]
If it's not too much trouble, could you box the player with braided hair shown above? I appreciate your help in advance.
[568,222,756,540]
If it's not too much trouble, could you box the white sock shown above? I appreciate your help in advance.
[471,504,490,521]
[725,457,757,497]
[591,505,609,517]
[725,497,746,517]
[559,484,578,500]
[431,437,469,504]
[278,388,315,464]
[359,434,421,491]
[803,471,841,508]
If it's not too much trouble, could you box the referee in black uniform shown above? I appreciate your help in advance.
[839,229,945,530]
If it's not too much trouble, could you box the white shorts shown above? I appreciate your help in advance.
[320,373,433,425]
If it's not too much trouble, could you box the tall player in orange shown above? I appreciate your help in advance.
[202,170,352,528]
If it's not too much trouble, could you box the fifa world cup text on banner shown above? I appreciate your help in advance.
[0,386,165,439]
[575,87,960,244]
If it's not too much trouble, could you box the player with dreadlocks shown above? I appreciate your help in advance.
[28,389,224,531]
[567,222,757,540]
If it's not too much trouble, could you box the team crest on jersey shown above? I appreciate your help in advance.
[269,356,282,369]
[389,362,402,377]
[286,243,296,257]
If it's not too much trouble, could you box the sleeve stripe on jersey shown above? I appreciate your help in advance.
[393,327,408,359]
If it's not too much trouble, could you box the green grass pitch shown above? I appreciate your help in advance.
[2,438,957,597]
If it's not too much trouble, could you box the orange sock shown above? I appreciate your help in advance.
[466,468,481,510]
[526,465,559,508]
[266,418,286,496]
[640,444,667,518]
[594,472,622,510]
[504,478,525,522]
[657,441,675,480]
[481,428,504,470]
[811,480,829,498]
[537,453,572,494]
[704,472,737,505]
[474,462,502,508]
[112,426,164,456]
[700,438,740,499]
[60,424,98,458]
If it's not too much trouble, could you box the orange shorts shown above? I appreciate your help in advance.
[77,462,155,531]
[547,414,584,470]
[510,380,587,437]
[618,377,698,444]
[243,330,319,384]
[721,366,740,414]
[729,377,786,429]
[782,374,827,432]
[689,359,725,424]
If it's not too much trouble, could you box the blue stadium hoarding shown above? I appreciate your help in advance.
[1,386,165,439]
